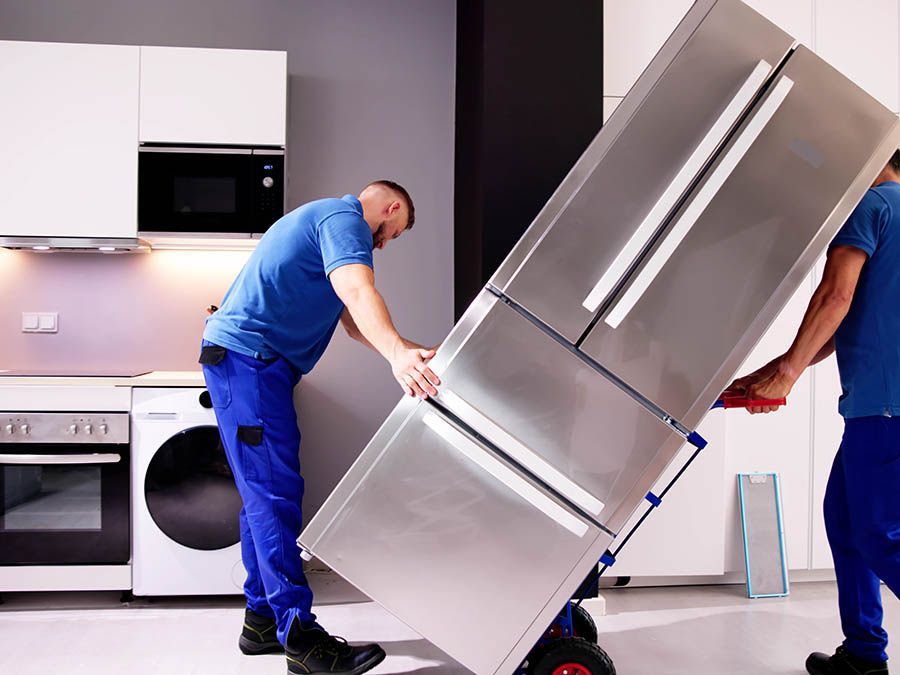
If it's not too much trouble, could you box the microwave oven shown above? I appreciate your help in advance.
[138,145,285,236]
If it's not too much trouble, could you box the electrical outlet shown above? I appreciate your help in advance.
[22,312,58,333]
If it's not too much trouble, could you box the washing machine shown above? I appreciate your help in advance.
[132,387,245,595]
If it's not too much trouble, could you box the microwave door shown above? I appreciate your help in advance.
[138,147,255,234]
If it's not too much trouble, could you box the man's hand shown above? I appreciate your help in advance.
[728,356,796,414]
[390,345,440,399]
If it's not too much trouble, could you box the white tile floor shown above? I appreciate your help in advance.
[1,575,897,674]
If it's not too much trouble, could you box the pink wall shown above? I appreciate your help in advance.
[0,247,251,372]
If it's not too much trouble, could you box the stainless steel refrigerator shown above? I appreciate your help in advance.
[299,1,900,673]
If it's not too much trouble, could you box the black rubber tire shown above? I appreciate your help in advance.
[570,603,598,643]
[531,637,616,675]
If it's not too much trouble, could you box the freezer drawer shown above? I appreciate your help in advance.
[433,290,686,534]
[300,400,611,675]
[492,0,794,342]
[581,46,900,430]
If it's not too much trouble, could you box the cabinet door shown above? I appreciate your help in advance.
[139,47,287,146]
[611,412,726,577]
[603,0,693,97]
[721,276,814,573]
[815,0,899,113]
[0,41,139,238]
[810,257,842,569]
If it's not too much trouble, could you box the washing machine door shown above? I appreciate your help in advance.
[145,426,241,551]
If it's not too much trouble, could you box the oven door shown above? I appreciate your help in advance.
[0,444,130,564]
[138,146,283,234]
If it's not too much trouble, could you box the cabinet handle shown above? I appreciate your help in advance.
[604,75,795,329]
[582,60,773,313]
[0,453,121,465]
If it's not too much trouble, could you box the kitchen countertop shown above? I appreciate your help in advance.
[0,371,206,387]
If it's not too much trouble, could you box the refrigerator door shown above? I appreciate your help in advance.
[581,46,900,431]
[430,290,686,534]
[492,0,795,341]
[299,399,611,675]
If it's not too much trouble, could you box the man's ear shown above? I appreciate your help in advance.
[387,200,401,216]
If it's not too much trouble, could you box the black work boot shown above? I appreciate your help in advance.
[239,608,283,655]
[807,646,889,675]
[285,619,385,675]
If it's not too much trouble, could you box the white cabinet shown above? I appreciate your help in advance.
[0,41,139,238]
[810,257,843,569]
[139,47,287,146]
[611,414,727,578]
[815,0,899,112]
[603,0,693,97]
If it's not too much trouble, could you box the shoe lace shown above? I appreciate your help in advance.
[311,633,351,658]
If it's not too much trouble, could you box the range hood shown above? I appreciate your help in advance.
[0,236,150,253]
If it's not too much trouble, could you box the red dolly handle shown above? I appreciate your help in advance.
[713,392,787,409]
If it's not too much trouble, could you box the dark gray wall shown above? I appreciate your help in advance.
[0,0,455,518]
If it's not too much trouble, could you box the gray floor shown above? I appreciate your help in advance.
[0,575,897,674]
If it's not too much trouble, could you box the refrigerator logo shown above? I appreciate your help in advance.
[789,139,825,168]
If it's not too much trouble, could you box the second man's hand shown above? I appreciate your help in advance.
[391,343,440,399]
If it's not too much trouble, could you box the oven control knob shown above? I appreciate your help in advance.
[4,423,13,435]
[84,424,93,435]
[99,424,108,435]
[19,424,29,435]
[262,176,274,188]
[68,424,78,435]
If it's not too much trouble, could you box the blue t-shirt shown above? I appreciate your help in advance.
[203,195,373,374]
[830,182,900,418]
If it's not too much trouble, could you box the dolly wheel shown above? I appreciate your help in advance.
[532,637,616,675]
[544,604,599,643]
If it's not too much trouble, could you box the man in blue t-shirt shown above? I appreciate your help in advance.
[731,151,900,675]
[200,180,440,675]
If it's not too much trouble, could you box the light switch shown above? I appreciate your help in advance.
[21,313,39,331]
[22,312,58,333]
[38,313,57,332]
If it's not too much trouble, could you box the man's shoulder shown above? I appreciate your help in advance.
[867,183,899,211]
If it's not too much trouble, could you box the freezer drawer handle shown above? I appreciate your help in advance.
[0,453,121,465]
[581,60,774,313]
[438,390,605,516]
[421,412,589,537]
[603,75,796,329]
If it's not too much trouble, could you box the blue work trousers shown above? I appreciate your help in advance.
[200,340,315,644]
[824,415,900,663]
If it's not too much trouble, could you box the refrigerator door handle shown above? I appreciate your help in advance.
[422,412,589,537]
[603,75,796,329]
[581,60,774,313]
[438,390,605,516]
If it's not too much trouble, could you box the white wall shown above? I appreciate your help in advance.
[603,0,900,578]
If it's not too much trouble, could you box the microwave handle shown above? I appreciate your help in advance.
[0,453,121,465]
[138,146,253,155]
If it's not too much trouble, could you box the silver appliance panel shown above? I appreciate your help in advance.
[493,0,795,341]
[300,401,610,675]
[581,46,900,430]
[433,292,686,533]
[0,412,129,444]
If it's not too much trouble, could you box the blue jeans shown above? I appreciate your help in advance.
[200,340,315,644]
[824,415,900,663]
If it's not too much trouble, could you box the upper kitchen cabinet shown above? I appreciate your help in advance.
[603,0,693,97]
[815,0,899,112]
[0,41,139,238]
[139,47,287,146]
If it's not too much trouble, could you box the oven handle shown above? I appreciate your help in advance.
[0,453,121,465]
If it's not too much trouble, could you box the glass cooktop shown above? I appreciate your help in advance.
[0,369,151,377]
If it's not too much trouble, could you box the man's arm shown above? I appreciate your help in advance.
[330,263,440,399]
[732,245,866,413]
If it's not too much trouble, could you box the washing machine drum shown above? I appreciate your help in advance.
[145,426,242,551]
